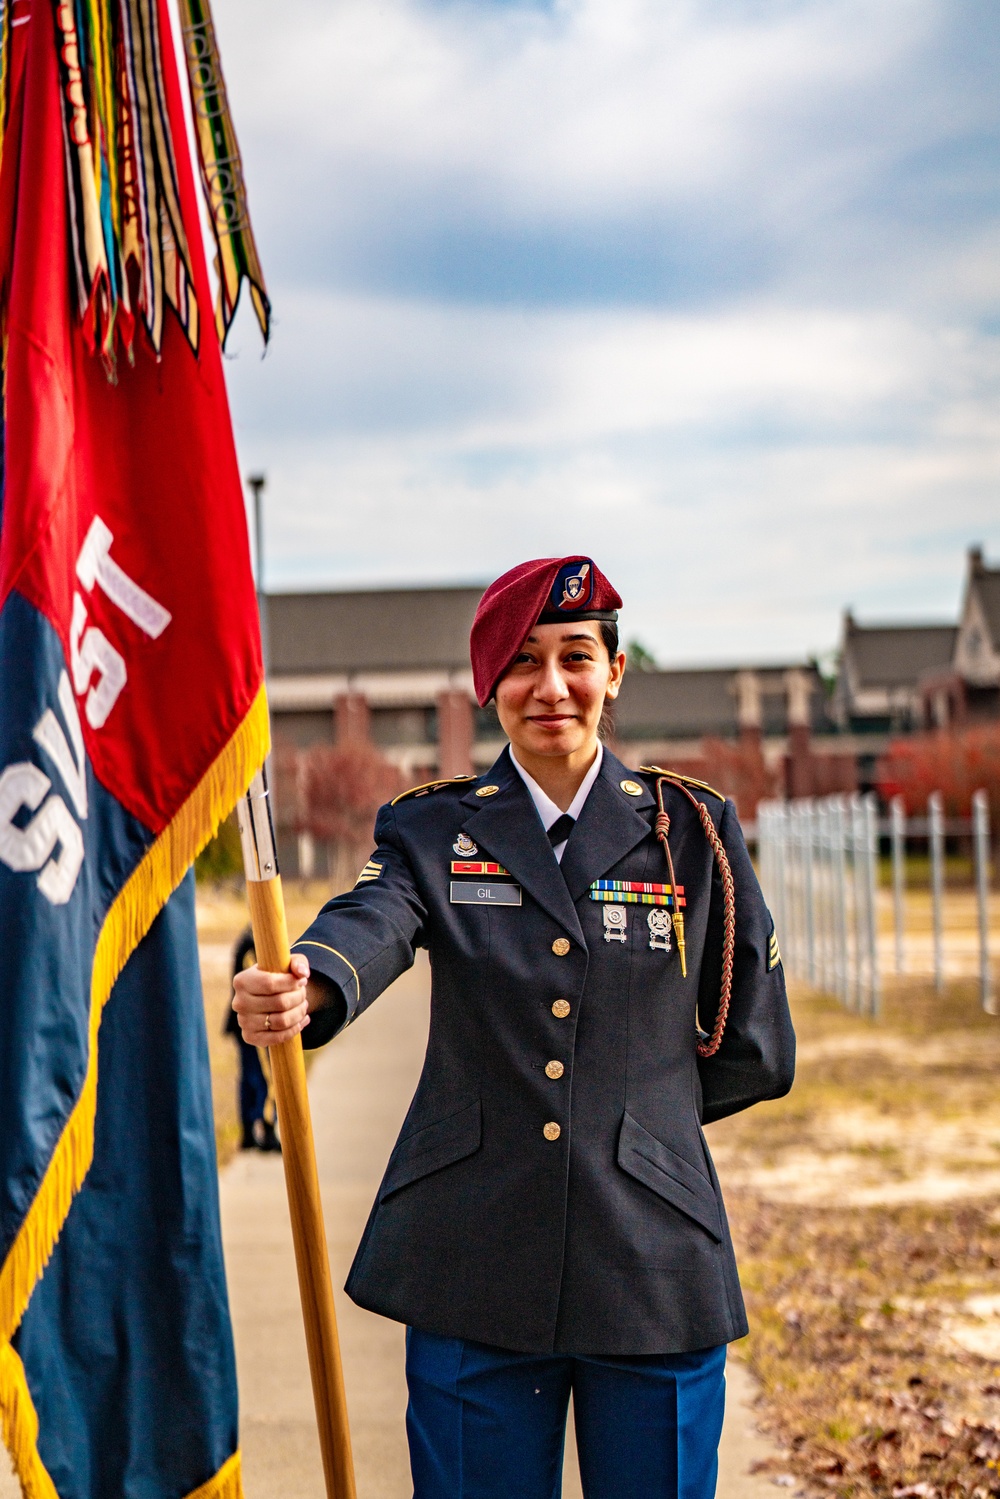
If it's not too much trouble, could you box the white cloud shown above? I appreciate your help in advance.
[221,0,937,212]
[227,290,999,660]
[230,290,992,444]
[211,0,1000,663]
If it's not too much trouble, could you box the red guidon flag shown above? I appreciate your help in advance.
[0,0,268,1493]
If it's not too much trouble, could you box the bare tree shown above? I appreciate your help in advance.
[303,741,404,890]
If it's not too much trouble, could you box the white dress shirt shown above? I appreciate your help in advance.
[509,742,604,863]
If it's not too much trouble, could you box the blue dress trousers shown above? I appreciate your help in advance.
[406,1330,727,1499]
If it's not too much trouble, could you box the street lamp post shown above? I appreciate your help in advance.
[247,471,268,676]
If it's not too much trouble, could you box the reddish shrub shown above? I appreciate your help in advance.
[269,737,403,845]
[301,741,404,845]
[877,725,1000,816]
[698,738,781,821]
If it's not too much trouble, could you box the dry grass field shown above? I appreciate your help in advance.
[713,962,1000,1499]
[197,874,1000,1497]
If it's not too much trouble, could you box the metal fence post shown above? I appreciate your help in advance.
[929,790,945,994]
[865,793,881,1019]
[761,804,778,958]
[757,803,769,906]
[973,789,994,1015]
[787,803,800,980]
[804,800,816,987]
[817,800,830,994]
[850,795,866,1010]
[890,794,905,975]
[827,803,833,1001]
[773,804,788,977]
[833,795,849,1005]
[760,803,774,941]
[773,803,779,929]
[769,804,782,963]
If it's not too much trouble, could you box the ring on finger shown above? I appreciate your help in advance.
[264,1013,272,1032]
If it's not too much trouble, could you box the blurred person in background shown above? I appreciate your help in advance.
[226,928,280,1152]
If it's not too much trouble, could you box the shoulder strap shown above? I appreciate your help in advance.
[639,765,726,803]
[390,774,476,806]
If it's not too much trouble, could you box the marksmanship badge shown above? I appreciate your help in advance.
[647,908,672,951]
[603,905,627,943]
[453,832,478,857]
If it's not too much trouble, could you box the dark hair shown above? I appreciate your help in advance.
[598,619,620,742]
[599,620,619,661]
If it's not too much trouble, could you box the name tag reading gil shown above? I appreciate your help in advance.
[450,881,522,907]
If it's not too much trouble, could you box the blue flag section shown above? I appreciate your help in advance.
[0,594,242,1499]
[15,875,239,1499]
[0,593,152,1251]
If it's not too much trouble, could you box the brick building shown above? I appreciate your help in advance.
[833,615,958,735]
[264,547,1000,872]
[612,663,854,800]
[267,585,502,781]
[267,585,855,869]
[832,546,1000,753]
[921,546,1000,728]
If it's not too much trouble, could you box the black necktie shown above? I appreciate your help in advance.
[547,814,576,847]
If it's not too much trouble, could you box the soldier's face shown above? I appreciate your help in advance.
[494,622,625,761]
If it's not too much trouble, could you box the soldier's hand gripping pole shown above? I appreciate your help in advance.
[238,769,357,1499]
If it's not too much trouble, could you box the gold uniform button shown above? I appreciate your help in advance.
[551,999,571,1018]
[545,1060,564,1080]
[551,937,571,956]
[475,785,500,798]
[543,1122,561,1141]
[620,779,643,797]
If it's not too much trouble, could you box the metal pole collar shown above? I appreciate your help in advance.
[238,768,279,882]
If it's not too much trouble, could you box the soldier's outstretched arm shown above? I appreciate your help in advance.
[697,798,796,1124]
[232,800,428,1049]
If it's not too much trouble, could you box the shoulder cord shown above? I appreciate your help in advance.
[654,777,736,1059]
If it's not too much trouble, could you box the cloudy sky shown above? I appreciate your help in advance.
[210,0,1000,666]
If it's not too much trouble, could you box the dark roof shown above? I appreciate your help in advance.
[265,587,833,742]
[842,618,957,689]
[266,586,484,674]
[614,665,828,740]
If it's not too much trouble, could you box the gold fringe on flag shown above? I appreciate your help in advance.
[0,1344,59,1499]
[185,1450,244,1499]
[1,1342,245,1499]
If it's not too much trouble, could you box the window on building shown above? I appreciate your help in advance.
[370,707,437,746]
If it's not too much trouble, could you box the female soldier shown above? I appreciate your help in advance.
[233,555,795,1499]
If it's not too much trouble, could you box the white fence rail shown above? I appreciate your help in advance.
[758,791,994,1017]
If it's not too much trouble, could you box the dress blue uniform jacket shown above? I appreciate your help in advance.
[294,745,794,1357]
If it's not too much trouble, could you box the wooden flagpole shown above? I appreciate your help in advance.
[238,769,357,1499]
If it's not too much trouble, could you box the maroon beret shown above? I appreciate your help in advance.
[470,556,622,706]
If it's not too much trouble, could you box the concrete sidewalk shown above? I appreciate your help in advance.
[226,954,779,1498]
[0,954,778,1497]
